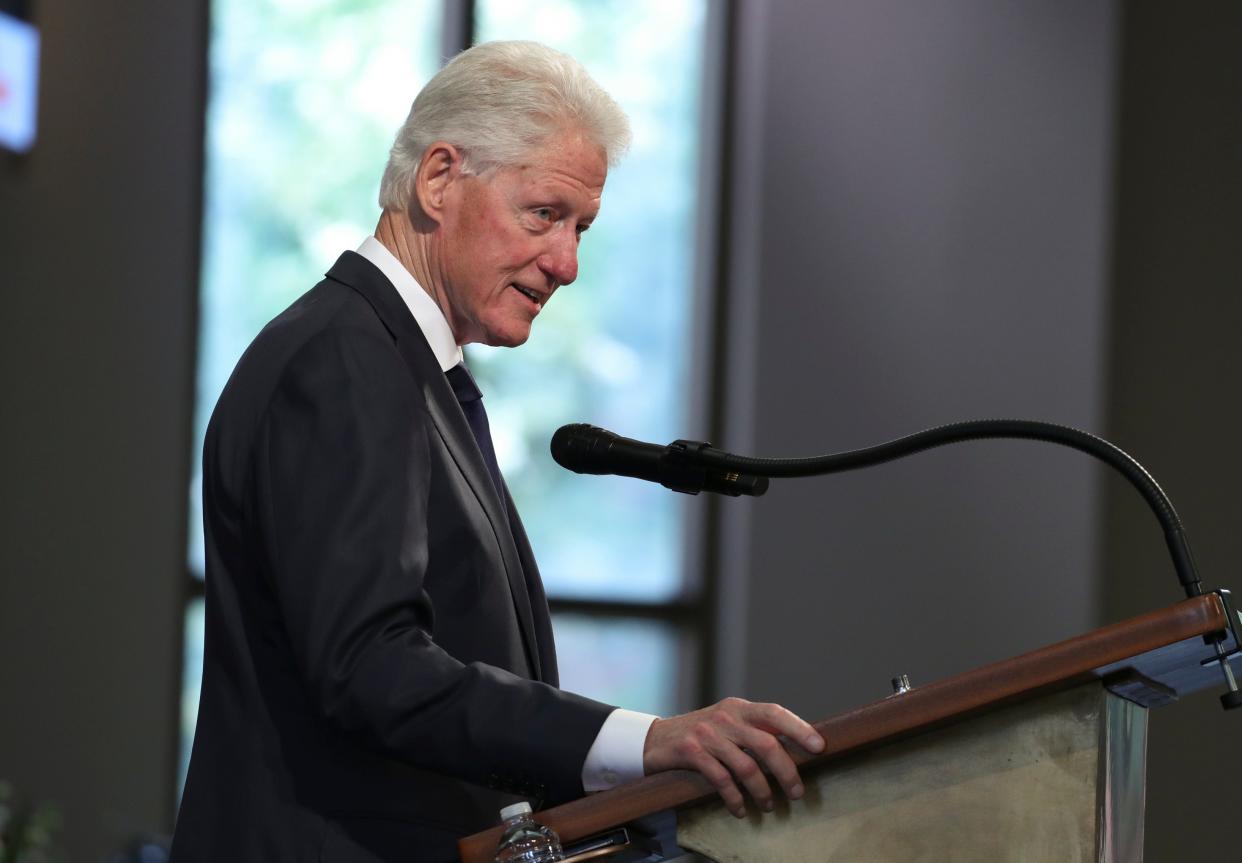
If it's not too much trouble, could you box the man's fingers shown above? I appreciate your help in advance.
[743,701,825,754]
[648,718,747,817]
[710,737,775,812]
[689,746,748,818]
[736,723,804,800]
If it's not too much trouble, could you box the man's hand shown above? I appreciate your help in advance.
[642,697,825,818]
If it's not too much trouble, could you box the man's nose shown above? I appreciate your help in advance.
[538,227,579,287]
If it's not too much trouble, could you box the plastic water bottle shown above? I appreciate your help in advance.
[494,802,565,862]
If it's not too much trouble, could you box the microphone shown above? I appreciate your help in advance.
[550,424,769,497]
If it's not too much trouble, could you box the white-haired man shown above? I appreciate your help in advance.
[172,41,823,862]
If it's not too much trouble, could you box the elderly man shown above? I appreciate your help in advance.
[172,41,822,862]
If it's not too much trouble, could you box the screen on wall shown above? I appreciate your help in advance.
[0,10,39,153]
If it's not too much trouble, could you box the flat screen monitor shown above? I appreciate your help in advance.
[0,9,40,153]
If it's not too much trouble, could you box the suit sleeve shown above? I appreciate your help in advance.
[253,325,613,803]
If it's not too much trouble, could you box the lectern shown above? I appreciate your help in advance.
[458,593,1240,862]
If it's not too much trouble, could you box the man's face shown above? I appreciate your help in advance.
[437,129,607,347]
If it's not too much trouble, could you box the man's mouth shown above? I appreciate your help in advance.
[511,284,542,305]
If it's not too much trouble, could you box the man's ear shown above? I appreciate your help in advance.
[411,142,466,227]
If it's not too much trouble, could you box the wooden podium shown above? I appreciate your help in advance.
[458,593,1239,863]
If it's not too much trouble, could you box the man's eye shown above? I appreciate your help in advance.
[533,208,554,221]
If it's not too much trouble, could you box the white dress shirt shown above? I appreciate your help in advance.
[355,237,656,792]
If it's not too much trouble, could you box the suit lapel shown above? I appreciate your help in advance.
[325,251,544,681]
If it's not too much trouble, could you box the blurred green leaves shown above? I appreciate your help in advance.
[0,780,63,863]
[189,0,443,574]
[472,0,708,601]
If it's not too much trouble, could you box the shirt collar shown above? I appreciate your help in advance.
[355,235,464,372]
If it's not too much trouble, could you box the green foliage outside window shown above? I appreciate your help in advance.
[473,0,708,602]
[189,0,443,572]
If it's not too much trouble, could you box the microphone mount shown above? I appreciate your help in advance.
[663,439,770,497]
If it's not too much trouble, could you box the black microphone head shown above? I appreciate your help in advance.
[551,424,767,496]
[550,423,616,474]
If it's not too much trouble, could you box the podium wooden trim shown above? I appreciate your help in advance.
[457,594,1229,863]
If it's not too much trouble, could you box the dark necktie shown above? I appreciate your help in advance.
[444,363,504,497]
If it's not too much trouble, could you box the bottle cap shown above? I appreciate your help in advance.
[500,801,532,820]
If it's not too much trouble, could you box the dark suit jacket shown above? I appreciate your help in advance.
[171,251,613,862]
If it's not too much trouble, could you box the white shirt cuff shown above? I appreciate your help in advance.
[580,708,658,793]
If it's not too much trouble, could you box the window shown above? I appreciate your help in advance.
[184,0,714,791]
[188,0,444,579]
[472,0,711,716]
[184,0,444,786]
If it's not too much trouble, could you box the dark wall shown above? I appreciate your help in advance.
[1101,2,1242,858]
[711,0,1241,857]
[0,0,203,858]
[718,0,1115,709]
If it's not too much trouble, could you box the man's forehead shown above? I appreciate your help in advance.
[500,149,607,200]
[517,130,606,178]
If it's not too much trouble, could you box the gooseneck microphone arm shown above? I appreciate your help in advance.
[697,419,1203,600]
[554,419,1203,599]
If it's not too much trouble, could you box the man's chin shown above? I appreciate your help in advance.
[482,325,533,349]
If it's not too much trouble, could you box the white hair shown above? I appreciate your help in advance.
[378,40,631,211]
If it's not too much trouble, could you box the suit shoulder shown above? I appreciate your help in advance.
[204,278,420,467]
[259,277,389,349]
[227,279,399,395]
